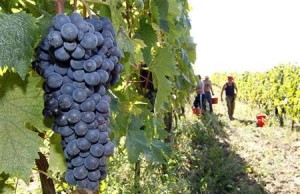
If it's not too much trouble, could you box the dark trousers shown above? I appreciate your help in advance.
[203,92,213,112]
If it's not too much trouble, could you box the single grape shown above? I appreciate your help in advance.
[80,32,98,50]
[97,68,109,83]
[40,38,51,51]
[61,23,78,41]
[56,114,68,126]
[99,156,106,166]
[58,94,73,109]
[85,129,100,143]
[73,165,88,180]
[66,140,80,156]
[84,72,100,86]
[103,38,113,49]
[67,109,82,124]
[46,73,63,89]
[90,143,104,157]
[77,178,89,188]
[52,13,71,30]
[64,42,77,52]
[70,60,84,70]
[69,12,83,24]
[54,47,70,61]
[80,99,96,112]
[96,100,109,113]
[39,51,50,61]
[72,45,85,59]
[84,155,99,170]
[47,30,63,48]
[74,121,89,136]
[87,181,100,191]
[77,138,91,151]
[98,131,108,144]
[88,18,103,31]
[101,95,111,103]
[63,76,73,84]
[83,59,97,72]
[57,126,74,137]
[61,83,75,95]
[103,141,114,156]
[65,170,77,185]
[71,155,85,167]
[73,70,85,82]
[87,170,101,182]
[81,111,96,124]
[72,88,87,103]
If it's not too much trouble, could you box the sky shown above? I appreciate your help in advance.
[188,0,300,76]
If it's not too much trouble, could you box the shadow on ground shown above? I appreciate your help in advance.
[186,113,267,194]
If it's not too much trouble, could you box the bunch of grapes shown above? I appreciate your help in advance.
[33,12,122,190]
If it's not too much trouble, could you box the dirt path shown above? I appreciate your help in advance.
[211,94,300,194]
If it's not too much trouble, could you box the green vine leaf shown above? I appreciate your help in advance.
[150,46,178,112]
[0,13,40,79]
[125,129,148,163]
[49,133,66,174]
[0,73,45,182]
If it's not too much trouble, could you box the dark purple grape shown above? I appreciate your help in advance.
[90,143,104,157]
[73,165,88,180]
[61,83,75,95]
[81,111,96,124]
[103,141,114,156]
[73,70,85,82]
[67,109,82,124]
[61,23,78,41]
[83,59,97,72]
[80,33,98,50]
[52,13,71,30]
[58,94,73,109]
[80,99,96,112]
[70,60,84,70]
[54,47,70,61]
[46,73,63,89]
[74,121,89,136]
[64,42,77,52]
[77,138,91,151]
[71,155,85,167]
[84,155,99,170]
[66,140,80,156]
[96,100,109,113]
[85,129,100,143]
[47,30,63,48]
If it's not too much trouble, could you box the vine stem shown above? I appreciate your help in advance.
[81,0,92,18]
[53,0,65,14]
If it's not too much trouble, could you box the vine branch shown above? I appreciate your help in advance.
[53,0,65,14]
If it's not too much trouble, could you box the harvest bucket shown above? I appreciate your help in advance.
[256,114,267,127]
[212,97,218,104]
[192,108,200,116]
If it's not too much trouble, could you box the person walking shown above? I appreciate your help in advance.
[221,75,238,120]
[203,76,214,113]
[193,78,205,113]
